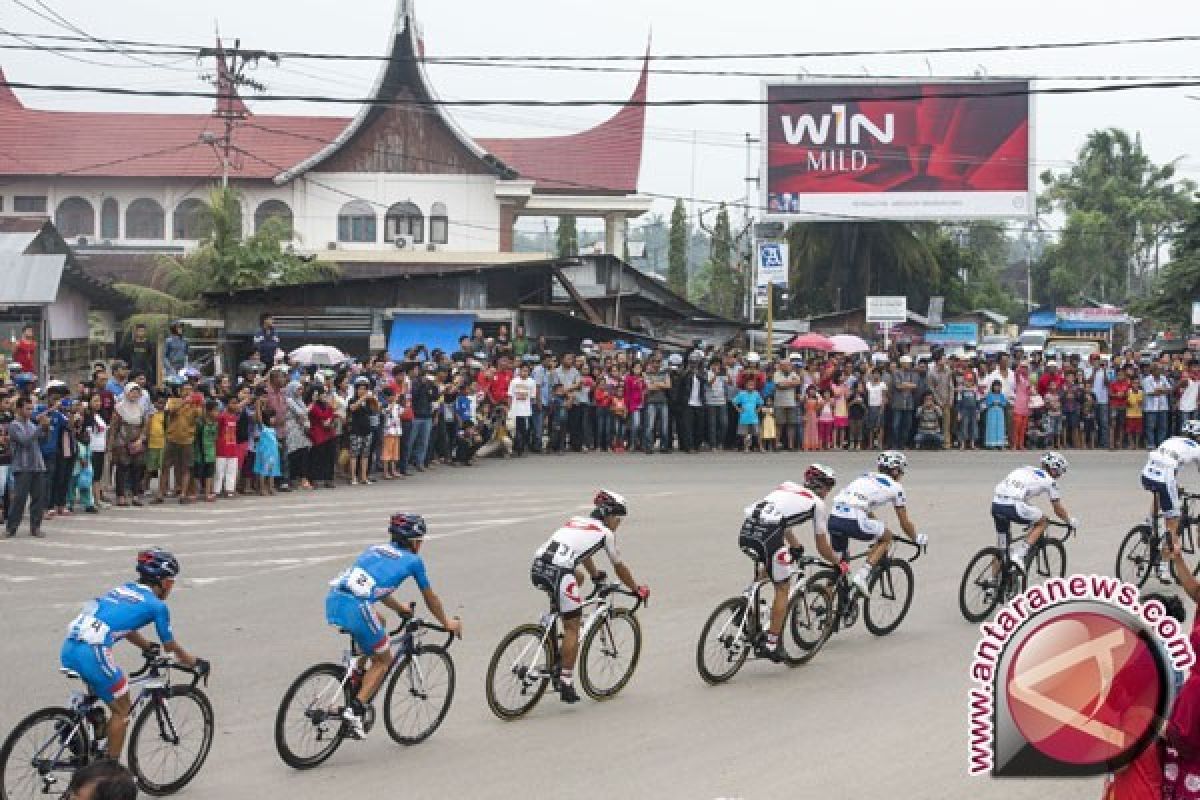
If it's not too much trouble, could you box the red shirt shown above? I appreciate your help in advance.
[12,338,34,374]
[215,412,239,458]
[308,401,336,446]
[488,369,513,406]
[1037,371,1064,396]
[1110,379,1131,410]
[595,387,612,408]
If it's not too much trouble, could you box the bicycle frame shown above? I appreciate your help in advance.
[708,562,808,651]
[808,536,924,634]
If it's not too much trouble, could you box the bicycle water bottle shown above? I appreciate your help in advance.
[758,596,770,632]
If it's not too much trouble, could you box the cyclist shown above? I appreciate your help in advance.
[531,489,649,704]
[828,451,927,595]
[992,452,1077,565]
[60,548,208,762]
[739,464,838,662]
[326,512,462,740]
[1141,420,1200,579]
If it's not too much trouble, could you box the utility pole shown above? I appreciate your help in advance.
[198,38,278,186]
[744,133,761,320]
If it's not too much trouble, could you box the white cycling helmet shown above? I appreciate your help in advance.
[877,450,908,473]
[1184,420,1200,439]
[804,463,837,490]
[1040,451,1068,477]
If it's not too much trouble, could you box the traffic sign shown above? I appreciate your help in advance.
[755,240,789,287]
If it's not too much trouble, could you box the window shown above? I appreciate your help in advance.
[125,198,165,239]
[337,200,376,243]
[100,198,119,239]
[254,199,293,236]
[14,195,47,213]
[429,201,448,244]
[384,201,423,243]
[173,197,210,240]
[55,196,95,238]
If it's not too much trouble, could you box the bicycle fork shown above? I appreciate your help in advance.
[511,615,559,690]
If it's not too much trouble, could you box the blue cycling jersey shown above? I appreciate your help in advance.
[65,582,174,648]
[328,543,430,603]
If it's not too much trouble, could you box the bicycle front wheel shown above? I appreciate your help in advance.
[864,559,915,636]
[1115,526,1154,588]
[0,707,89,800]
[128,686,214,796]
[958,548,1013,624]
[485,625,553,720]
[580,609,642,700]
[274,663,349,770]
[383,646,455,745]
[786,575,836,665]
[696,597,749,685]
[1029,538,1066,582]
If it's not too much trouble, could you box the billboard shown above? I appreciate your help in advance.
[763,80,1034,221]
[866,295,907,323]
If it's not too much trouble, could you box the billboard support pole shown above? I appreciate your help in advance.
[766,286,774,358]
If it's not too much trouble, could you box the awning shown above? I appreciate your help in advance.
[0,254,66,304]
[387,312,476,359]
[1027,310,1057,328]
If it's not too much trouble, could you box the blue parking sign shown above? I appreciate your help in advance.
[756,241,788,287]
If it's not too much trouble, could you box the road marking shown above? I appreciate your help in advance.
[0,553,89,567]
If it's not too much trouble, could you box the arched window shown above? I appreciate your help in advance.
[254,199,293,236]
[429,201,448,245]
[385,201,423,244]
[125,198,165,240]
[55,196,95,239]
[100,198,119,240]
[173,197,211,240]
[337,200,376,243]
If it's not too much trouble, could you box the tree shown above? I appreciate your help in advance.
[1137,195,1200,329]
[668,199,688,295]
[556,215,578,257]
[116,186,337,333]
[1038,128,1195,304]
[693,204,744,318]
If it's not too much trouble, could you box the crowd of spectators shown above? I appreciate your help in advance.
[2,310,1197,538]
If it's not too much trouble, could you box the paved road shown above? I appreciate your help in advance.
[0,450,1158,799]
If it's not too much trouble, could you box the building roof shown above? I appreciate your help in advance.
[0,253,66,304]
[0,2,646,193]
[0,219,129,309]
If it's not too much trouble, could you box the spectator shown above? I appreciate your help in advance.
[255,407,281,494]
[913,393,945,450]
[679,354,706,453]
[642,356,671,455]
[1126,380,1144,449]
[143,391,166,496]
[733,376,763,453]
[214,397,240,498]
[889,355,919,448]
[1085,353,1111,448]
[156,386,200,505]
[802,385,821,451]
[984,380,1007,450]
[263,366,290,490]
[985,353,1016,447]
[253,313,282,365]
[283,381,313,490]
[624,361,646,451]
[1110,368,1131,450]
[704,358,729,451]
[194,400,219,502]
[65,759,137,800]
[347,378,375,484]
[928,352,956,446]
[308,385,338,487]
[1142,363,1171,449]
[956,371,981,450]
[0,391,11,526]
[508,363,537,455]
[1012,365,1032,450]
[5,395,47,537]
[610,384,628,452]
[1180,361,1200,426]
[163,321,189,377]
[11,323,36,376]
[120,323,157,382]
[403,364,435,473]
[864,368,887,450]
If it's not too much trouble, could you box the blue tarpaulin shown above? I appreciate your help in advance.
[1027,311,1057,328]
[1056,320,1116,333]
[387,313,476,360]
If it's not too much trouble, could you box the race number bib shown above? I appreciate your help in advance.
[548,541,579,568]
[337,567,377,600]
[67,614,110,645]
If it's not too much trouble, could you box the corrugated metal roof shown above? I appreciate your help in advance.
[0,230,37,254]
[0,253,66,304]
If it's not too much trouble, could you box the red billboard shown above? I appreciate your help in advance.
[763,81,1033,220]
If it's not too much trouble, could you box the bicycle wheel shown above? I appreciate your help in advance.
[580,609,642,700]
[0,707,88,800]
[383,646,455,745]
[785,575,835,665]
[1028,538,1066,582]
[958,548,1013,624]
[127,687,214,796]
[485,624,553,720]
[1115,526,1154,588]
[274,663,349,770]
[696,597,750,685]
[864,558,915,636]
[1169,523,1200,583]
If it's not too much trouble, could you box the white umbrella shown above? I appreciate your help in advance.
[288,344,348,366]
[829,334,870,354]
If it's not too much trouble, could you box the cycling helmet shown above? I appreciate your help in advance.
[1184,420,1200,439]
[877,450,908,474]
[388,513,428,544]
[803,463,837,490]
[593,489,628,518]
[136,548,180,583]
[1040,451,1068,478]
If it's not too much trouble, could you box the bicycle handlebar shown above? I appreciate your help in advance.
[892,536,927,563]
[130,647,206,688]
[587,582,646,613]
[387,616,460,651]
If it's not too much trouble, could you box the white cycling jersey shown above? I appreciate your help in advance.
[993,466,1061,506]
[745,481,829,538]
[830,473,907,518]
[1142,436,1200,480]
[534,516,621,570]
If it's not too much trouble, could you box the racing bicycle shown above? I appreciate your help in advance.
[0,647,213,799]
[695,547,821,684]
[788,536,924,661]
[958,520,1075,623]
[1116,489,1200,587]
[485,583,644,720]
[274,613,457,769]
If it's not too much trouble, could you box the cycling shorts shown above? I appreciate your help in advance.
[738,516,793,583]
[991,500,1043,545]
[325,591,389,655]
[60,639,128,704]
[827,511,884,557]
[530,558,583,615]
[1142,473,1180,519]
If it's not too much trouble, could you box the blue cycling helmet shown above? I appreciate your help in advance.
[388,513,428,545]
[136,548,180,583]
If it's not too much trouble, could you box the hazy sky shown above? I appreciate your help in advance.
[3,0,1199,233]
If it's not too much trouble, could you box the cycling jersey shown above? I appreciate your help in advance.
[531,517,620,614]
[827,473,906,555]
[745,481,830,537]
[993,466,1061,505]
[326,544,430,654]
[1141,437,1200,519]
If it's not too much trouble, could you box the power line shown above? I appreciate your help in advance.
[3,4,192,71]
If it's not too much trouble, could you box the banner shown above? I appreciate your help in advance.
[1055,307,1130,324]
[926,322,979,345]
[866,295,907,323]
[763,81,1034,220]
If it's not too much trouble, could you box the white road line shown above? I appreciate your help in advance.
[0,553,89,567]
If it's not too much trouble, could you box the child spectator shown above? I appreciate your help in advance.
[193,400,219,502]
[734,378,764,453]
[818,389,835,450]
[68,421,96,513]
[1126,382,1144,449]
[761,402,778,452]
[984,380,1007,449]
[1045,392,1064,449]
[255,407,281,495]
[803,386,821,451]
[380,388,403,479]
[610,385,628,453]
[548,384,569,454]
[1081,392,1097,449]
[214,399,240,498]
[847,384,866,451]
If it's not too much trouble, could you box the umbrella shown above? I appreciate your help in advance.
[829,334,870,354]
[787,333,834,351]
[288,344,348,366]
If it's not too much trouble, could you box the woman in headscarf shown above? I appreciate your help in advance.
[109,383,147,507]
[283,380,313,490]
